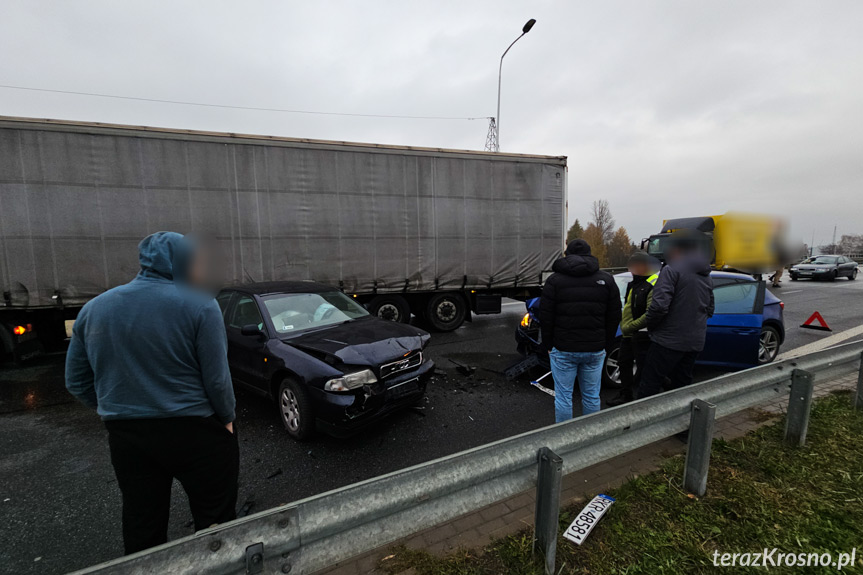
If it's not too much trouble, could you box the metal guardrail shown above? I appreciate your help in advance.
[71,341,863,575]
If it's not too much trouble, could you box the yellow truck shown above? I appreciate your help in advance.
[643,212,786,273]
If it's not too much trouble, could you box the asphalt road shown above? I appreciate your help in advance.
[1,274,861,574]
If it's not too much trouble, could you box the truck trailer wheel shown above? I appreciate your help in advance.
[367,295,411,323]
[424,293,467,332]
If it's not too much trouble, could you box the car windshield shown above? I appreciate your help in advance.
[614,274,630,306]
[805,256,838,264]
[262,291,369,335]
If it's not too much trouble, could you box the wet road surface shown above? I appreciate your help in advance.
[1,275,861,574]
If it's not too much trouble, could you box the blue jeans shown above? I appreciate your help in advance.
[549,348,606,422]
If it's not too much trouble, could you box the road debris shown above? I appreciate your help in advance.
[448,358,477,377]
[267,468,283,480]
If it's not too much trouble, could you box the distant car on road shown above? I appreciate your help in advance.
[789,256,858,281]
[217,282,434,440]
[515,271,785,385]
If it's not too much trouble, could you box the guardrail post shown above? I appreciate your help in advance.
[785,369,814,446]
[534,446,563,575]
[683,399,716,496]
[855,352,863,411]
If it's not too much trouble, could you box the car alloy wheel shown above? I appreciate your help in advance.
[280,388,301,432]
[277,378,315,440]
[602,344,622,388]
[605,352,620,384]
[851,269,858,280]
[758,327,780,364]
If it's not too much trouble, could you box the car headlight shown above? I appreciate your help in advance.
[521,312,532,328]
[324,368,378,392]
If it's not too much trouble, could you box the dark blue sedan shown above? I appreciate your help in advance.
[516,271,784,385]
[217,282,434,440]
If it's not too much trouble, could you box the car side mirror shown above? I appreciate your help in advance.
[241,324,265,338]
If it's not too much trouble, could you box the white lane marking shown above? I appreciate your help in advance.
[502,301,525,307]
[778,289,803,294]
[778,323,863,360]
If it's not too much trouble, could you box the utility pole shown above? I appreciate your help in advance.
[494,19,536,152]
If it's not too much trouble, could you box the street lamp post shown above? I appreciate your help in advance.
[495,18,536,152]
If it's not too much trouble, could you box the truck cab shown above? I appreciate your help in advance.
[644,216,717,264]
[643,212,784,274]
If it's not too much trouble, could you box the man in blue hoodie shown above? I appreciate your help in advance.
[65,232,237,554]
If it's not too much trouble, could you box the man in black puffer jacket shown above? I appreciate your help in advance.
[540,239,622,422]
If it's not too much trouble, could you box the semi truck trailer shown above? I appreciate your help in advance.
[0,116,567,361]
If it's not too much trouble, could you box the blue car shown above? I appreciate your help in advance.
[515,271,784,385]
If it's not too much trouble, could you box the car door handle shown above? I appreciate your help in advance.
[732,328,757,335]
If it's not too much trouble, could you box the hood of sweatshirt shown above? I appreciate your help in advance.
[551,254,600,277]
[137,231,187,281]
[670,253,713,276]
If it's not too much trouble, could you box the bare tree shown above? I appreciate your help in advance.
[591,200,616,244]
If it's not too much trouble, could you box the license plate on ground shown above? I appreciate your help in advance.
[387,377,419,399]
[562,494,615,545]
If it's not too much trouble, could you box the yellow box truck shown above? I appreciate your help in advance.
[643,212,785,273]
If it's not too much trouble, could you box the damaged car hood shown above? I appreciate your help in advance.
[284,318,430,366]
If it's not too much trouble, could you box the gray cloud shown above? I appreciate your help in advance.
[1,0,861,246]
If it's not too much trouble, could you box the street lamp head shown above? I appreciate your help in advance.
[522,19,536,34]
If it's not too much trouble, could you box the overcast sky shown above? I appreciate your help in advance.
[2,1,861,246]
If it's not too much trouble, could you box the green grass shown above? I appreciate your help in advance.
[379,391,863,574]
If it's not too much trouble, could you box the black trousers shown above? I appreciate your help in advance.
[618,334,650,394]
[105,416,239,554]
[636,342,699,399]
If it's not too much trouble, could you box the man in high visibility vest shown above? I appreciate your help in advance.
[608,252,659,406]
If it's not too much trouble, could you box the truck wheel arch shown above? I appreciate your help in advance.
[0,322,14,363]
[270,369,306,401]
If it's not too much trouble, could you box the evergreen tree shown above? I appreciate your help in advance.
[566,219,584,243]
[607,227,634,267]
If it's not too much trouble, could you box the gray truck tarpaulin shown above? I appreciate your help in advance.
[0,118,566,308]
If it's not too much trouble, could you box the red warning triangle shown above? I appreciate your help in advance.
[800,311,832,332]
